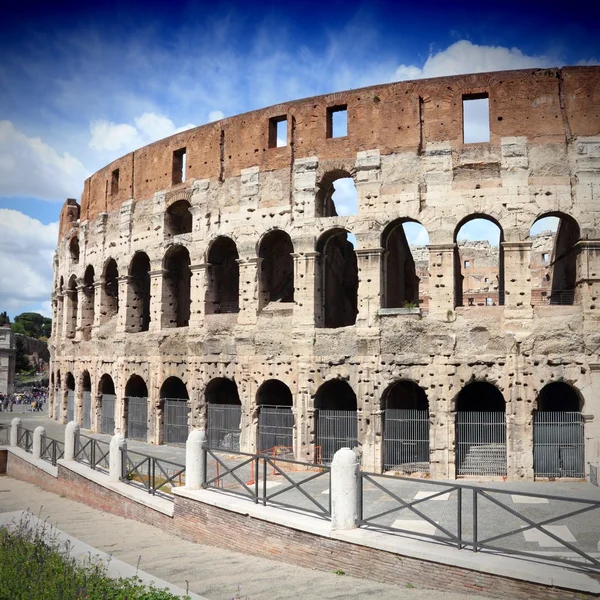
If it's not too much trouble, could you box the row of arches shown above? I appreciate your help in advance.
[56,211,581,337]
[50,370,585,478]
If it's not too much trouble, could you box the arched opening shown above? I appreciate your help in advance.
[124,375,148,441]
[56,277,64,339]
[81,371,92,429]
[382,220,430,311]
[127,253,151,332]
[98,374,116,435]
[455,381,506,477]
[454,216,504,307]
[69,236,80,264]
[160,376,189,445]
[66,276,78,339]
[257,380,294,453]
[529,214,580,306]
[206,377,241,450]
[205,237,239,314]
[55,370,61,421]
[314,379,358,464]
[81,266,95,341]
[165,200,193,236]
[381,380,429,473]
[162,245,191,327]
[533,382,584,478]
[65,372,75,423]
[258,230,294,309]
[316,171,357,217]
[316,229,358,328]
[101,259,119,323]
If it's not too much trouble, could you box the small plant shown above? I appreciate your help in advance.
[373,95,381,103]
[333,568,345,576]
[406,582,415,589]
[402,301,419,309]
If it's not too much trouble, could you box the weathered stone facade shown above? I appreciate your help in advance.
[50,67,600,480]
[0,326,15,395]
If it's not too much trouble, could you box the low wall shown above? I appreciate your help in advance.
[1,447,598,600]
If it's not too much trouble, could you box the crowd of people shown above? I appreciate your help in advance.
[0,387,47,413]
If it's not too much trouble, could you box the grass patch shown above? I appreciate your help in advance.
[0,513,190,599]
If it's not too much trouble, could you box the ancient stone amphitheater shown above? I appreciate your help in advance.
[50,67,600,481]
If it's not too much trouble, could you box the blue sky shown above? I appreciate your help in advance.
[0,0,598,318]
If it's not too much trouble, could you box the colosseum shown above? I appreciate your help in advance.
[49,66,600,481]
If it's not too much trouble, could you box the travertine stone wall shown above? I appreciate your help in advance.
[50,67,600,480]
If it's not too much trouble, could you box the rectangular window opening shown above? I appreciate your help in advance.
[111,169,120,195]
[172,148,186,185]
[463,93,490,144]
[542,253,549,262]
[327,105,348,138]
[464,260,471,268]
[486,297,493,306]
[269,116,287,148]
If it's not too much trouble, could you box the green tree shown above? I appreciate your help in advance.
[11,321,26,335]
[0,311,9,326]
[15,336,31,373]
[12,312,52,339]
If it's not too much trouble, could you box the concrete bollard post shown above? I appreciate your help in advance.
[185,429,206,490]
[330,447,360,530]
[64,421,80,461]
[109,433,126,483]
[32,426,46,460]
[10,418,21,447]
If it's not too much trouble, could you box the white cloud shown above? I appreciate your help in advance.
[0,209,57,317]
[0,121,89,201]
[89,112,195,154]
[395,41,555,81]
[208,110,225,122]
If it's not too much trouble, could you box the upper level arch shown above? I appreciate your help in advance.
[127,252,151,332]
[258,229,294,308]
[165,199,193,237]
[162,245,191,328]
[316,169,357,217]
[205,236,239,315]
[101,258,119,322]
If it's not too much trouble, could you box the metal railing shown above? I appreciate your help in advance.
[204,446,331,518]
[74,433,110,473]
[0,424,9,445]
[120,448,185,500]
[40,435,64,466]
[16,425,33,452]
[531,289,575,306]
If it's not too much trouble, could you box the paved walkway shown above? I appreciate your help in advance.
[0,476,494,599]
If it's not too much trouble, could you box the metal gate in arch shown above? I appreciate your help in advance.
[163,398,189,445]
[207,404,241,451]
[534,411,584,478]
[258,406,294,453]
[67,390,75,423]
[315,409,358,465]
[100,394,116,435]
[383,409,430,474]
[456,411,507,477]
[126,396,148,441]
[82,391,92,429]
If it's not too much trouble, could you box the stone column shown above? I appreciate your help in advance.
[355,248,383,328]
[60,387,69,425]
[32,426,45,460]
[109,433,126,482]
[236,258,260,326]
[185,429,206,490]
[331,448,359,530]
[292,252,319,329]
[362,409,383,473]
[149,269,166,332]
[576,240,600,311]
[116,276,130,334]
[92,280,103,331]
[502,241,532,310]
[74,375,84,426]
[427,244,458,319]
[75,284,85,341]
[64,421,79,460]
[189,263,207,329]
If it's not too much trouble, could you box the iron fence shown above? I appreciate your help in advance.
[315,409,358,465]
[0,425,9,445]
[126,396,148,441]
[531,289,575,306]
[534,411,584,478]
[383,409,429,474]
[101,394,116,435]
[456,411,506,477]
[207,403,241,450]
[162,398,189,444]
[17,425,33,452]
[82,391,92,429]
[258,405,294,453]
[204,446,331,517]
[215,301,239,314]
[74,433,110,473]
[120,448,185,500]
[40,435,64,466]
[67,390,75,423]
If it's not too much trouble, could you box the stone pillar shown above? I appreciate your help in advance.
[237,258,260,326]
[292,252,319,329]
[74,375,84,426]
[148,269,166,332]
[93,393,102,433]
[75,284,85,341]
[355,248,383,328]
[32,426,45,459]
[576,240,600,311]
[109,433,126,482]
[189,263,207,329]
[331,448,359,530]
[185,429,206,490]
[502,241,532,309]
[92,280,103,331]
[10,418,20,446]
[60,387,69,425]
[64,421,79,461]
[116,275,129,334]
[362,409,383,473]
[427,244,458,319]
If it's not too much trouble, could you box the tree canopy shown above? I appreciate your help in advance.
[10,313,52,339]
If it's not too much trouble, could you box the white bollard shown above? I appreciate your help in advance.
[330,447,360,530]
[10,418,21,447]
[185,429,206,490]
[109,433,126,483]
[64,421,80,461]
[32,426,46,460]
